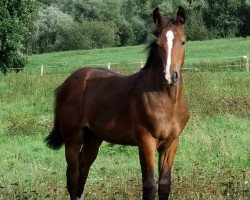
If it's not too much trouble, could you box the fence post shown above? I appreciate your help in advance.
[246,54,249,72]
[40,65,44,76]
[140,59,144,68]
[108,62,111,69]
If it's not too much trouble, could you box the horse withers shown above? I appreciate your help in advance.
[45,6,189,200]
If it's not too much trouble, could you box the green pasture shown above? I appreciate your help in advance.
[26,37,250,75]
[0,37,250,199]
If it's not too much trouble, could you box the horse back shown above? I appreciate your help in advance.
[56,67,138,145]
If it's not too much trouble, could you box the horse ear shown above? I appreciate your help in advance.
[176,6,186,25]
[153,8,163,26]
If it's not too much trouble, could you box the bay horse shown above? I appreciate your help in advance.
[45,6,189,200]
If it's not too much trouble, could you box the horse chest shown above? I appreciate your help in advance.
[139,96,189,140]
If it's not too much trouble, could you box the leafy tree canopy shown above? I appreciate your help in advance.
[0,0,36,73]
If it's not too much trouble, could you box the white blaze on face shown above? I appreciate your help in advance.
[165,30,174,82]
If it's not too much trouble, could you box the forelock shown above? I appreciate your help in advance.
[153,18,176,36]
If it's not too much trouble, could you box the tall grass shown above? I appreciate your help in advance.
[1,71,249,199]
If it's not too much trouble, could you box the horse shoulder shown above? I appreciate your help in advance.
[173,99,190,134]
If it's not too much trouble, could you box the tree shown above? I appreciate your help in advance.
[184,0,210,40]
[0,0,36,74]
[238,0,250,37]
[19,0,250,55]
[204,0,245,38]
[31,6,74,53]
[29,5,120,52]
[60,0,148,46]
[55,21,120,51]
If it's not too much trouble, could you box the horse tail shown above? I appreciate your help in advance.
[45,112,64,150]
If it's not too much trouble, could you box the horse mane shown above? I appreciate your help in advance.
[141,41,158,70]
[142,18,176,70]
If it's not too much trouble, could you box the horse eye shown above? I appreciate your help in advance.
[181,41,186,46]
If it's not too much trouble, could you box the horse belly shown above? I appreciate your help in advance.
[88,119,137,145]
[83,96,137,145]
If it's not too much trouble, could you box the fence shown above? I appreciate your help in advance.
[37,54,249,76]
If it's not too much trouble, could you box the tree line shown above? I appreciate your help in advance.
[1,0,249,73]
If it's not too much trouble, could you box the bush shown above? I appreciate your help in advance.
[0,50,27,74]
[115,18,135,46]
[186,11,211,40]
[130,17,148,44]
[55,21,120,51]
[85,21,120,49]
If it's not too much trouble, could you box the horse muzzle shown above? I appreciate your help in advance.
[171,71,179,85]
[163,71,179,86]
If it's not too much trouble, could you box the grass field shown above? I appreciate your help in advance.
[26,37,250,75]
[0,37,250,199]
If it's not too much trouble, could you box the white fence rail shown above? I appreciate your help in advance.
[39,54,249,76]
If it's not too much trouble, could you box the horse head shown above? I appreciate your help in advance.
[153,6,186,85]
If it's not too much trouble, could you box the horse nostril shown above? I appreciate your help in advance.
[171,71,179,84]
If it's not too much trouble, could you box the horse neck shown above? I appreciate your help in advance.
[144,50,184,101]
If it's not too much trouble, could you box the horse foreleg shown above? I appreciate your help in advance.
[138,135,157,200]
[65,141,82,200]
[77,132,102,199]
[158,137,179,200]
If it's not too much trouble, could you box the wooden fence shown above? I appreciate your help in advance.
[38,54,249,76]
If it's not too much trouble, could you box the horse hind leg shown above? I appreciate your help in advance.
[77,127,102,199]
